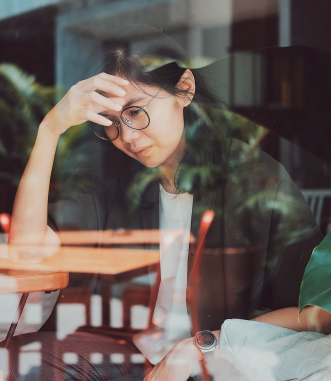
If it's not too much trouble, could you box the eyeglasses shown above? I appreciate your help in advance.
[91,86,165,141]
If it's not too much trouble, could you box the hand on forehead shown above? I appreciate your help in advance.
[104,80,156,110]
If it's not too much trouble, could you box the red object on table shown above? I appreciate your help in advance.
[0,213,11,234]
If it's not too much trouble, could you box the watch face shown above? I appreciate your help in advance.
[196,331,215,348]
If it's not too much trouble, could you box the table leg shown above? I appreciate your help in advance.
[4,293,29,349]
[101,278,111,327]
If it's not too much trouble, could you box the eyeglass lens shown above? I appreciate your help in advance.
[92,106,150,141]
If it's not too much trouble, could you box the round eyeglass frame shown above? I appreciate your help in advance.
[91,85,165,142]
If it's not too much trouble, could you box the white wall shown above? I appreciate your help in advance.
[0,0,65,21]
[56,26,103,92]
[279,0,291,47]
[56,0,233,89]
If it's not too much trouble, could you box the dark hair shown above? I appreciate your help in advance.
[95,25,230,205]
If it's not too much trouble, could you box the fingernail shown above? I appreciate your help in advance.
[105,119,112,125]
[121,79,129,84]
[114,104,122,111]
[118,89,126,96]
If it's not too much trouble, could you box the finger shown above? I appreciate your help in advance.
[92,96,126,114]
[80,74,129,96]
[83,92,122,112]
[143,366,157,381]
[98,72,129,86]
[85,110,113,126]
[104,96,126,105]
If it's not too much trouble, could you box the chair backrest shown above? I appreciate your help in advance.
[301,189,331,225]
[186,210,215,381]
[186,210,215,334]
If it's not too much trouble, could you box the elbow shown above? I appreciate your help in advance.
[304,306,331,335]
[319,310,331,335]
[7,227,61,263]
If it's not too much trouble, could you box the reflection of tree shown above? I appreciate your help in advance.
[129,104,267,200]
[129,105,313,251]
[226,139,314,248]
[0,64,88,194]
[224,110,268,148]
[0,63,55,186]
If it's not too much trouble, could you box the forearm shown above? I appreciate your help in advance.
[8,123,59,246]
[151,306,331,381]
[192,310,304,358]
[209,305,331,355]
[194,307,318,359]
[252,306,331,334]
[8,73,127,250]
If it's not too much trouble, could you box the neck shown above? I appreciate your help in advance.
[159,166,177,193]
[158,138,185,194]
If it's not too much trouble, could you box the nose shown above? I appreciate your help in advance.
[119,122,142,143]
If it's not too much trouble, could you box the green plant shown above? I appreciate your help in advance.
[299,231,331,314]
[0,63,55,186]
[0,64,88,204]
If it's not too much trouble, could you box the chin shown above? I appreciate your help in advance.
[137,158,161,168]
[136,153,167,168]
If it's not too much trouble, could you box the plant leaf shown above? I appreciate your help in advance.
[299,230,331,313]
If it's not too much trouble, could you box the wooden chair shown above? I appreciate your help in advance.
[0,258,69,349]
[187,210,215,381]
[53,332,145,381]
[2,210,215,379]
[122,286,151,330]
[0,213,69,349]
[73,273,159,380]
[76,280,157,342]
[57,285,92,327]
[58,285,154,381]
[301,189,331,226]
[76,211,215,380]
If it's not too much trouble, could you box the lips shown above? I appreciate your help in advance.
[130,146,150,153]
[129,146,152,158]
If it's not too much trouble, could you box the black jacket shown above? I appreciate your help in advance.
[48,138,323,332]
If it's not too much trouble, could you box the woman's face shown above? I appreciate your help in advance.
[104,82,186,168]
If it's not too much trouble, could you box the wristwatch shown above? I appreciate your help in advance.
[193,330,217,353]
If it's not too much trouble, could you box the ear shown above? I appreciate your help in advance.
[176,69,195,107]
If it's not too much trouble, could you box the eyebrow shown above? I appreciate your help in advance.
[102,96,147,118]
[124,96,147,108]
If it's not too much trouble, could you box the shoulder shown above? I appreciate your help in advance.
[229,138,282,171]
[226,139,318,239]
[58,150,128,195]
[228,138,289,184]
[73,151,122,174]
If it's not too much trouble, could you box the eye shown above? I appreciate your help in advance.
[130,108,143,116]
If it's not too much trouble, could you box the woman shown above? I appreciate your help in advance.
[6,25,331,380]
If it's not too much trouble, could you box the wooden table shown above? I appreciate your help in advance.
[56,229,162,246]
[0,244,160,275]
[55,229,195,247]
[0,243,160,326]
[0,230,195,325]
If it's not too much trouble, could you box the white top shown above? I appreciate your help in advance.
[133,184,194,364]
